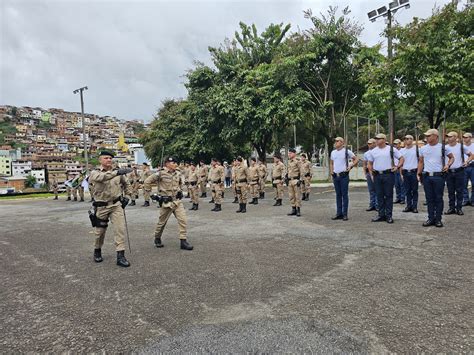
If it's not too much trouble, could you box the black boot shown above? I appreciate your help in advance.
[194,204,199,210]
[261,192,265,199]
[305,194,309,201]
[214,204,222,212]
[93,248,103,263]
[211,204,217,211]
[273,199,282,206]
[189,204,196,210]
[288,207,297,216]
[296,207,301,217]
[67,197,71,201]
[249,198,255,205]
[254,198,258,205]
[130,200,136,206]
[80,198,84,202]
[233,197,238,203]
[116,250,130,267]
[222,192,224,199]
[74,197,77,201]
[236,203,243,213]
[241,203,247,213]
[154,237,164,248]
[180,239,193,250]
[444,208,456,215]
[209,199,214,203]
[54,196,58,200]
[143,201,150,207]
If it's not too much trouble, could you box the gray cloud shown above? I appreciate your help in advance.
[0,0,451,121]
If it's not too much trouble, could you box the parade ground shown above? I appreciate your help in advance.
[1,186,473,353]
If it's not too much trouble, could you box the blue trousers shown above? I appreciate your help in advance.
[395,171,405,201]
[374,173,395,218]
[423,175,445,222]
[366,173,377,208]
[402,171,418,209]
[333,174,349,216]
[463,166,474,203]
[446,169,464,210]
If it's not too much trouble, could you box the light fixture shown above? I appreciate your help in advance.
[389,1,399,9]
[367,9,377,19]
[377,6,388,15]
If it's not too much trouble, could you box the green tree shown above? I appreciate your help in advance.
[25,175,37,188]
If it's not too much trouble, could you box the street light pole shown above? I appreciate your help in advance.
[73,86,88,173]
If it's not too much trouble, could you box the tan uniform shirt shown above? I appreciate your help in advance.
[140,169,153,183]
[272,162,286,182]
[234,165,249,182]
[258,164,267,179]
[144,167,183,197]
[288,158,303,179]
[128,170,140,184]
[188,169,200,185]
[301,161,312,177]
[209,165,225,183]
[89,168,131,202]
[199,165,208,179]
[248,165,259,183]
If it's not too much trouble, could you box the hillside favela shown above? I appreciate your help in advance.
[0,105,148,194]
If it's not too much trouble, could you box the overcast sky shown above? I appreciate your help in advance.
[1,0,453,121]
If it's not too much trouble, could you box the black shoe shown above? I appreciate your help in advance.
[305,194,309,201]
[222,192,224,199]
[296,207,301,217]
[288,207,297,216]
[399,200,405,205]
[67,197,71,201]
[195,204,199,210]
[423,220,435,227]
[154,237,164,248]
[236,203,243,213]
[342,215,348,221]
[211,204,217,211]
[261,192,265,199]
[241,203,247,213]
[444,209,456,215]
[254,198,258,205]
[180,239,193,250]
[233,197,238,203]
[402,207,412,213]
[423,201,428,206]
[213,204,222,212]
[372,216,387,222]
[249,198,255,205]
[435,221,444,228]
[394,199,402,204]
[74,197,77,201]
[54,196,58,200]
[331,215,343,220]
[189,204,196,210]
[116,251,130,267]
[209,199,214,203]
[366,206,377,212]
[456,209,464,216]
[93,248,103,263]
[130,200,136,206]
[462,201,469,206]
[386,217,394,224]
[412,208,418,213]
[80,198,84,202]
[276,199,282,206]
[143,201,150,207]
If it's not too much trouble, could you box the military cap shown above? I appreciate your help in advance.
[367,138,376,144]
[334,137,344,142]
[463,132,472,138]
[301,153,307,158]
[375,133,387,139]
[142,162,149,166]
[273,152,282,159]
[424,128,439,136]
[99,150,114,157]
[446,131,458,138]
[404,135,414,140]
[165,157,177,163]
[289,148,296,153]
[236,156,243,162]
[393,139,402,144]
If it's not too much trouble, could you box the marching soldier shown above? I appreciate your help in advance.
[287,148,304,217]
[66,173,74,201]
[367,133,404,224]
[272,153,285,206]
[140,162,153,207]
[445,132,473,215]
[231,159,239,203]
[234,156,249,213]
[144,157,193,250]
[400,135,419,213]
[88,151,133,267]
[417,129,454,227]
[199,160,208,198]
[209,158,225,211]
[462,132,474,206]
[393,138,405,204]
[257,159,267,199]
[128,165,140,206]
[330,137,358,221]
[300,153,312,201]
[248,158,260,205]
[363,138,377,211]
[188,162,201,210]
[50,176,59,200]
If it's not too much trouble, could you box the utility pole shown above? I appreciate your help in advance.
[73,86,88,172]
[387,9,395,144]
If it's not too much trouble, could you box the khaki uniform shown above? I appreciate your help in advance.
[231,166,237,199]
[199,164,208,195]
[272,161,286,199]
[288,158,303,208]
[301,160,312,195]
[50,178,58,198]
[188,169,200,204]
[248,164,260,198]
[89,168,132,252]
[234,165,249,203]
[258,164,267,194]
[140,169,153,202]
[209,165,225,204]
[144,168,188,240]
[128,169,140,200]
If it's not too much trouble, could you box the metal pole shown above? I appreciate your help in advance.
[387,9,395,145]
[80,90,89,173]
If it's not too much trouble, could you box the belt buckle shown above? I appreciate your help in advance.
[429,172,434,177]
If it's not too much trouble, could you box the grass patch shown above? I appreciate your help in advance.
[0,193,60,200]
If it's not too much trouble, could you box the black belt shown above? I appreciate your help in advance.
[402,169,417,173]
[333,171,348,177]
[93,196,121,207]
[237,179,247,183]
[190,181,197,186]
[423,172,445,177]
[304,173,311,177]
[290,176,300,180]
[252,179,259,182]
[212,179,222,183]
[200,175,207,178]
[448,167,464,173]
[373,169,393,175]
